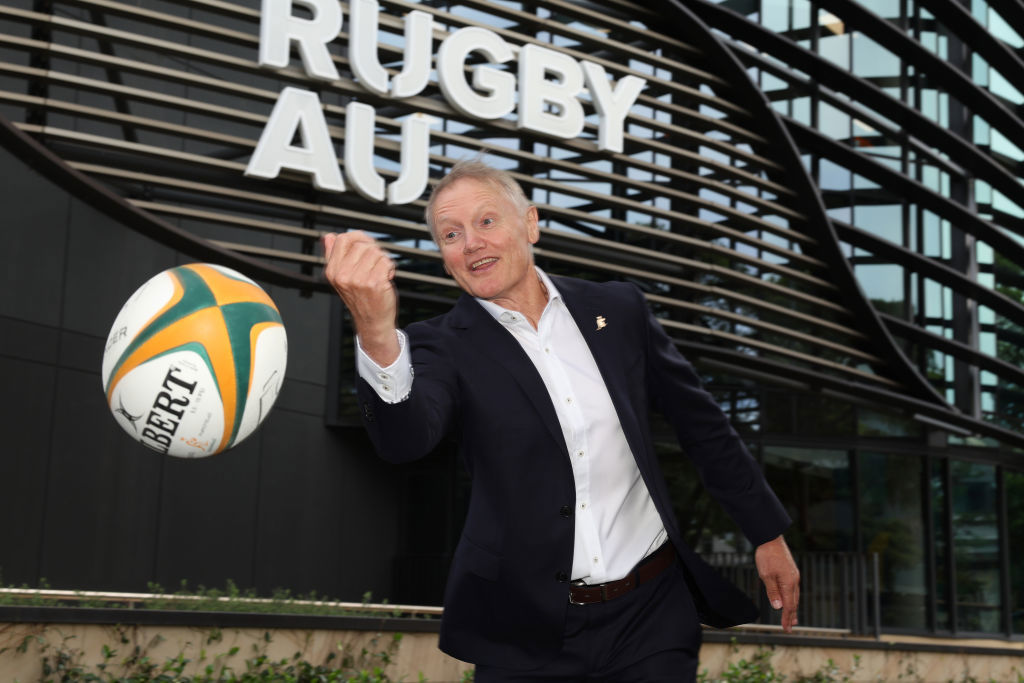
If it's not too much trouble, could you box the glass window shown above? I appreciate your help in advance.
[790,0,812,30]
[857,408,922,438]
[851,33,900,79]
[860,451,927,629]
[818,100,851,140]
[762,0,792,32]
[818,32,850,71]
[819,158,852,191]
[760,393,856,438]
[1008,469,1024,635]
[762,390,792,433]
[858,0,897,18]
[988,6,1023,47]
[852,204,902,244]
[952,461,1001,633]
[921,209,942,257]
[991,128,1024,164]
[923,278,945,319]
[988,68,1023,106]
[992,380,1024,434]
[763,446,852,552]
[856,263,905,304]
[931,458,951,630]
[654,435,744,554]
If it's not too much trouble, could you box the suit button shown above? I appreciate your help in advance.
[559,505,572,518]
[555,571,569,583]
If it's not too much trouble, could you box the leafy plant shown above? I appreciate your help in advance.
[19,628,408,682]
[699,646,864,683]
[699,645,786,682]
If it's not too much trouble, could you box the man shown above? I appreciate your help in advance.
[323,159,799,681]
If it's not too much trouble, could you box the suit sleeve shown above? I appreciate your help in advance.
[638,287,791,547]
[356,323,459,464]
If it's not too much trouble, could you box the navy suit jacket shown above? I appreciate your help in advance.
[357,276,791,667]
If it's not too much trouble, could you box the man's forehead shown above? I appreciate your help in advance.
[433,179,507,219]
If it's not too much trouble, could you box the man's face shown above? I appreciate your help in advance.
[432,177,540,304]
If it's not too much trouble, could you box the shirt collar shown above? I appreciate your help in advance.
[475,267,562,326]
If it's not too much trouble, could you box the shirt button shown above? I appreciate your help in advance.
[593,557,599,564]
[545,347,550,353]
[382,384,391,392]
[378,373,389,380]
[580,502,587,510]
[559,505,572,518]
[566,397,573,405]
[576,450,584,458]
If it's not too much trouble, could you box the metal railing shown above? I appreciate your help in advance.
[1,551,881,635]
[708,550,881,637]
[0,587,443,619]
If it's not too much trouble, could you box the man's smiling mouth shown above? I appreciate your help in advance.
[471,257,498,270]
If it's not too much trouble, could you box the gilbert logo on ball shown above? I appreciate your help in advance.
[102,263,287,458]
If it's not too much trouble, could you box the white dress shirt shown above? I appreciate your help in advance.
[357,268,667,583]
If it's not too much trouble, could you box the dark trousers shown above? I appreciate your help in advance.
[474,559,702,682]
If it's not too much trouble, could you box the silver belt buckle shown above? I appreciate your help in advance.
[568,579,587,605]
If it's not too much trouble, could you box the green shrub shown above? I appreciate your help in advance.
[13,628,405,682]
[699,645,861,683]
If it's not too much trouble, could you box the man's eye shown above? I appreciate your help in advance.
[444,230,458,241]
[481,217,494,226]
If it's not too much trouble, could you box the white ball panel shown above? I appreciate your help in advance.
[108,349,226,459]
[101,271,176,386]
[235,325,288,446]
[207,264,258,285]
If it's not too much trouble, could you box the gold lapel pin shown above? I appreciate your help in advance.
[595,315,607,330]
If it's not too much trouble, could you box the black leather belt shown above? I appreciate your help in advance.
[568,542,675,605]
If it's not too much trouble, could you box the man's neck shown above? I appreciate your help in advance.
[479,268,551,330]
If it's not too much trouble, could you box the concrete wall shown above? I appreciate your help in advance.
[701,634,1024,682]
[0,620,472,683]
[3,621,1023,683]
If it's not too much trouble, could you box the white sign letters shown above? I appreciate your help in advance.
[246,0,647,203]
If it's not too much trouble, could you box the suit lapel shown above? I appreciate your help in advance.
[553,277,648,466]
[448,295,568,456]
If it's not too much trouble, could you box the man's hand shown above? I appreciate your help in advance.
[322,231,400,366]
[755,535,800,632]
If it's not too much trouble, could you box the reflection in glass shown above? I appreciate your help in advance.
[763,447,852,552]
[931,458,951,631]
[952,461,1001,633]
[1008,470,1024,635]
[860,452,926,629]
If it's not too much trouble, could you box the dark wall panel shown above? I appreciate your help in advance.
[0,317,60,367]
[38,367,163,590]
[60,193,179,340]
[0,357,56,585]
[154,441,262,592]
[269,286,331,389]
[254,413,401,601]
[0,146,69,327]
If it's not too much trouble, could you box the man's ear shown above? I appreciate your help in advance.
[526,205,540,244]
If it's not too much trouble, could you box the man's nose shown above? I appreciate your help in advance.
[463,226,484,253]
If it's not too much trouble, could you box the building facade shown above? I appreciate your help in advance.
[0,0,1021,638]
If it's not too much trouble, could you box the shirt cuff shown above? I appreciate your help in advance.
[355,329,413,404]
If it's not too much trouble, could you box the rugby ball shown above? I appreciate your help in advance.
[101,263,287,458]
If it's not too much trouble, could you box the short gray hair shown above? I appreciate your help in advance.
[424,158,532,239]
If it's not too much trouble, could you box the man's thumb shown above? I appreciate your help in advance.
[321,233,336,260]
